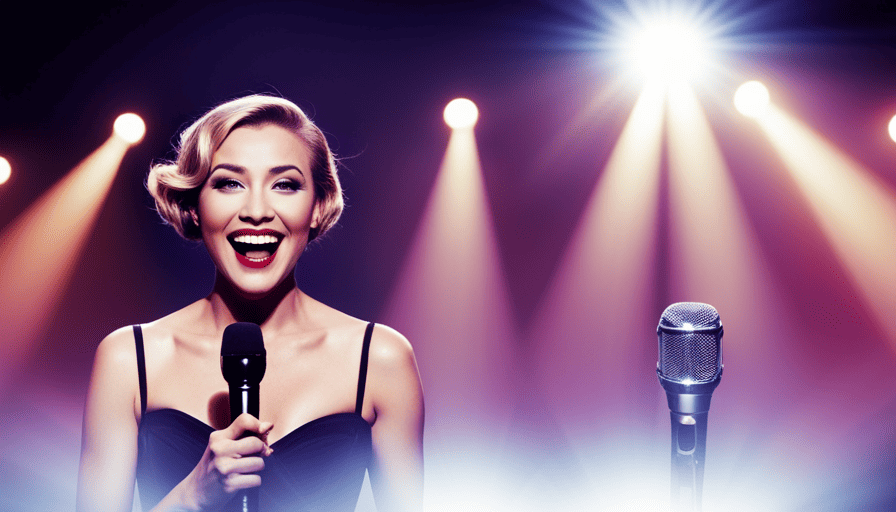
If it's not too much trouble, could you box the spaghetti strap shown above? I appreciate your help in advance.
[355,322,375,415]
[133,325,147,417]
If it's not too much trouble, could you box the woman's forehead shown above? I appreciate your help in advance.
[213,124,311,168]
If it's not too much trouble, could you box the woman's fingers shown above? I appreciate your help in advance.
[224,413,267,437]
[210,451,266,478]
[221,473,263,493]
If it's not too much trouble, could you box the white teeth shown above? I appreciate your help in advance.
[233,234,279,244]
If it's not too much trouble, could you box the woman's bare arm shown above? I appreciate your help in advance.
[77,326,274,512]
[366,325,425,512]
[77,327,141,512]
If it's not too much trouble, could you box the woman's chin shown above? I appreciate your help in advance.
[216,269,295,302]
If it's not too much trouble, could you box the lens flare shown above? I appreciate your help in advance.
[443,98,479,129]
[0,156,10,185]
[734,81,770,118]
[113,113,146,143]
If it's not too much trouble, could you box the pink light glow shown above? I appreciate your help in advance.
[529,83,664,428]
[0,136,129,394]
[756,105,896,349]
[382,127,518,508]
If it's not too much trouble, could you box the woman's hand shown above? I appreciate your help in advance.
[166,413,274,511]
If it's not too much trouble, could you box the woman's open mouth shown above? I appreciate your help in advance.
[228,231,283,269]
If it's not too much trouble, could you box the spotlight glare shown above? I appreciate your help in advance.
[443,98,479,129]
[0,156,10,185]
[113,113,146,144]
[734,81,770,118]
[889,114,896,144]
[625,15,712,84]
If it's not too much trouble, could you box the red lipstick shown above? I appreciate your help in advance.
[235,252,274,269]
[227,229,283,269]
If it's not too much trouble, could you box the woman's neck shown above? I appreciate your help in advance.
[205,272,308,333]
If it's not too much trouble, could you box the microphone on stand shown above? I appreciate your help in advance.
[221,322,267,512]
[656,302,723,512]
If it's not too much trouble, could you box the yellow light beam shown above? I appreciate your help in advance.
[530,83,666,431]
[383,126,518,509]
[666,82,779,335]
[0,135,129,392]
[756,105,896,348]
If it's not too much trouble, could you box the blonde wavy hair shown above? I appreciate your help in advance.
[147,95,343,241]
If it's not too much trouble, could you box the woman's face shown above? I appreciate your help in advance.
[197,123,319,298]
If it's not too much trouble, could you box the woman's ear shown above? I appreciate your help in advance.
[311,202,321,230]
[189,208,200,227]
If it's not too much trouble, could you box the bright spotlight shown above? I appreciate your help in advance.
[443,98,479,129]
[625,15,712,84]
[734,81,770,118]
[0,156,10,185]
[889,114,896,144]
[113,113,145,144]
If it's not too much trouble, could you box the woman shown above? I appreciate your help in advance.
[77,95,424,512]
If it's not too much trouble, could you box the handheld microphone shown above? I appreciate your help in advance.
[656,302,723,512]
[221,322,266,512]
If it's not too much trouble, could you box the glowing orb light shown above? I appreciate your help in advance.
[626,15,712,84]
[0,156,10,185]
[734,81,770,118]
[113,113,146,143]
[889,114,896,144]
[443,98,479,129]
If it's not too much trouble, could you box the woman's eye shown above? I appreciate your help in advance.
[274,180,302,192]
[211,178,243,191]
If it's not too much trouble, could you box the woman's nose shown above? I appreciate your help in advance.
[239,190,274,224]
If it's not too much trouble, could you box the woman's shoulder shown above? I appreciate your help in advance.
[308,300,416,367]
[368,323,416,367]
[96,300,211,364]
[94,325,140,366]
[134,299,212,344]
[362,321,423,422]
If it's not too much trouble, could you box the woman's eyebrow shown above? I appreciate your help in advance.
[209,163,306,178]
[269,165,305,178]
[210,163,246,174]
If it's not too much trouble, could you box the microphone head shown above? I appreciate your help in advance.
[657,302,723,385]
[222,322,266,357]
[221,322,266,385]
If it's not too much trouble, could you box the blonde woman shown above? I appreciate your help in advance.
[77,95,424,512]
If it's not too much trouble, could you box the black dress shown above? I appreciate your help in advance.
[133,323,375,511]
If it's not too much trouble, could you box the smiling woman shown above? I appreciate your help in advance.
[76,95,424,512]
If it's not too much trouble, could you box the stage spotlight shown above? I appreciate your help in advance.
[889,114,896,144]
[0,156,10,185]
[113,113,145,144]
[443,98,479,129]
[734,81,770,118]
[625,15,712,85]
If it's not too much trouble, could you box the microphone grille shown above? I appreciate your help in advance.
[657,302,722,383]
[221,322,265,357]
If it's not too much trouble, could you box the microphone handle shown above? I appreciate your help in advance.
[229,382,260,418]
[670,411,708,512]
[229,382,260,512]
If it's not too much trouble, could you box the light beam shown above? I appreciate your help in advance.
[754,105,896,348]
[0,135,130,393]
[383,117,516,510]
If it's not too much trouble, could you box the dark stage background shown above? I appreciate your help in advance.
[1,1,895,510]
